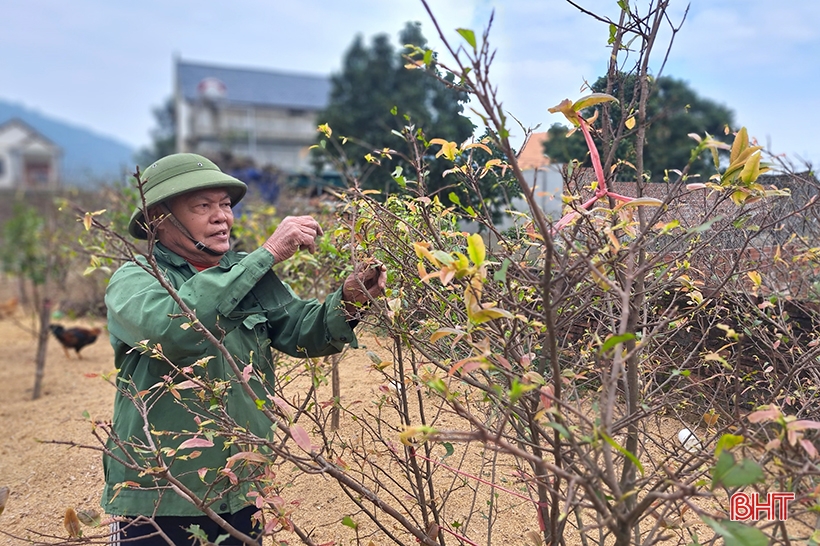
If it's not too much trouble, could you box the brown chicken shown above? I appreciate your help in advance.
[49,324,102,359]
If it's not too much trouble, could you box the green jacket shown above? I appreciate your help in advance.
[101,243,357,516]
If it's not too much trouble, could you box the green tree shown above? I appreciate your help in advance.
[136,96,177,168]
[544,74,735,182]
[315,23,479,201]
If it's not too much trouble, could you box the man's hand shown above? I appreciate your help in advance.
[262,216,324,263]
[342,261,387,318]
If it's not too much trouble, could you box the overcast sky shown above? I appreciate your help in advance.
[3,0,818,169]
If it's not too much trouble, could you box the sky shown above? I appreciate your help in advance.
[3,0,819,169]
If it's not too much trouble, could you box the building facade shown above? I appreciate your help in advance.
[0,119,61,190]
[175,59,330,174]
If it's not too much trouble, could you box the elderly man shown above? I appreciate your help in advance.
[103,153,385,545]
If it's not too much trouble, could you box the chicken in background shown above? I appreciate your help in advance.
[0,297,18,319]
[49,324,102,359]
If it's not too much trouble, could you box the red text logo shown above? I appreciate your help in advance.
[730,492,795,521]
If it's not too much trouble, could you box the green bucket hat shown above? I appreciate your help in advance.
[128,153,247,239]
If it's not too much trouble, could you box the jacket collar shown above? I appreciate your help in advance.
[153,242,232,269]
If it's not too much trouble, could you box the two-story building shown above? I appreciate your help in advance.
[175,58,330,175]
[0,119,61,190]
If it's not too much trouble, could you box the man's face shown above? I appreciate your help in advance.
[157,188,234,264]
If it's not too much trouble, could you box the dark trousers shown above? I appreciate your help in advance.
[112,506,262,545]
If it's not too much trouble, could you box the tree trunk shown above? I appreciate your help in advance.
[32,298,50,400]
[330,352,342,430]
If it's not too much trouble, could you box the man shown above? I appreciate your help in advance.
[103,153,385,545]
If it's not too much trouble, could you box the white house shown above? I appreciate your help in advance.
[175,58,330,174]
[0,119,61,190]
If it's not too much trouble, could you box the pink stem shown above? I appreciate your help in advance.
[577,117,607,197]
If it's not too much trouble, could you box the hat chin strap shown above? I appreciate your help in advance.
[160,204,224,257]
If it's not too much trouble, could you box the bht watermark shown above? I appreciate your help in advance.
[730,492,795,521]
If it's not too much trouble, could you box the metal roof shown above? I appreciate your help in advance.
[176,60,330,110]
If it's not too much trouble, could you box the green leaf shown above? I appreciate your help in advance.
[442,442,455,459]
[544,421,570,439]
[423,49,433,66]
[390,105,397,115]
[711,452,764,489]
[448,192,462,206]
[599,333,635,355]
[702,517,767,546]
[456,28,477,49]
[600,431,644,476]
[688,215,724,234]
[608,23,617,45]
[342,515,358,529]
[493,258,511,282]
[715,433,744,457]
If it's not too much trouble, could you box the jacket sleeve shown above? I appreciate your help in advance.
[265,283,359,358]
[105,248,279,362]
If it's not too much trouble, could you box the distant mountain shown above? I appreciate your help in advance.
[0,99,136,189]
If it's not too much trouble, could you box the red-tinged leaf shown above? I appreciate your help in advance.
[449,357,485,376]
[747,405,782,423]
[540,385,555,410]
[788,420,820,431]
[268,396,293,421]
[801,438,818,458]
[335,457,350,470]
[175,380,200,390]
[219,467,238,485]
[263,518,278,534]
[430,327,466,343]
[226,451,268,469]
[178,437,214,450]
[83,373,99,378]
[290,424,315,453]
[197,467,208,482]
[242,364,253,383]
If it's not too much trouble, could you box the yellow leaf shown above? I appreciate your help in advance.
[83,212,93,231]
[616,197,665,209]
[747,270,762,287]
[730,127,749,164]
[548,99,581,127]
[624,116,636,130]
[467,233,486,266]
[571,93,619,112]
[430,139,458,161]
[470,306,513,324]
[739,150,762,184]
[462,142,492,154]
[413,242,440,267]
